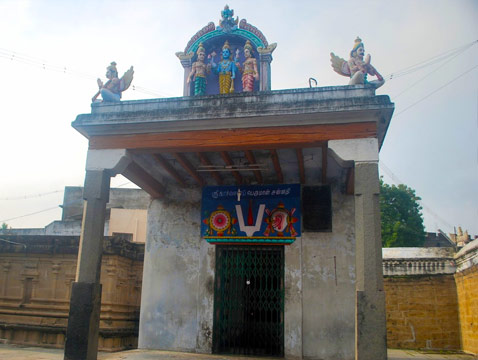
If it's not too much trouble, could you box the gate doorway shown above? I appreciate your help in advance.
[213,245,284,357]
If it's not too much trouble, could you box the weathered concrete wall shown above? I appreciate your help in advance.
[299,186,356,360]
[138,186,214,353]
[455,239,478,354]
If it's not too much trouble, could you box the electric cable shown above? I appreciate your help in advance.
[0,47,172,97]
[394,64,478,117]
[0,206,60,223]
[384,39,477,80]
[379,161,454,231]
[0,190,63,201]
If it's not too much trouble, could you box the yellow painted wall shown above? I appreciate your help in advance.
[455,264,478,354]
[108,208,147,243]
[384,275,460,350]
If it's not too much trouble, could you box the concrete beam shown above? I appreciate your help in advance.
[85,149,131,175]
[328,138,379,167]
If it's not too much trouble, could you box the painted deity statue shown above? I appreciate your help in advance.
[236,40,259,92]
[92,62,134,102]
[187,43,210,96]
[210,41,237,94]
[330,37,384,89]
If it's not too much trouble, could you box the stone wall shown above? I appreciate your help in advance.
[0,235,143,351]
[383,248,460,351]
[384,275,460,350]
[454,240,478,354]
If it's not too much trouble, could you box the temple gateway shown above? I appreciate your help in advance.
[65,6,393,360]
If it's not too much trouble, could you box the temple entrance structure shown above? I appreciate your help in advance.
[64,6,394,360]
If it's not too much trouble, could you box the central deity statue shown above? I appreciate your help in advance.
[210,41,238,94]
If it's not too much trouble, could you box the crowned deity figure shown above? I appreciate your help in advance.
[210,41,237,94]
[187,43,210,96]
[236,40,259,92]
[330,37,384,89]
[92,62,134,102]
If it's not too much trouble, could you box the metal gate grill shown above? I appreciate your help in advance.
[213,245,284,357]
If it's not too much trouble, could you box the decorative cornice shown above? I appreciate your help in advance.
[383,257,456,276]
[454,239,478,273]
[184,22,216,53]
[239,19,269,47]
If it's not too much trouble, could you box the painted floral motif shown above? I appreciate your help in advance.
[203,205,237,236]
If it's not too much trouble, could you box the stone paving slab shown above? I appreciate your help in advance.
[0,344,476,360]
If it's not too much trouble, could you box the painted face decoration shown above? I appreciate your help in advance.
[264,202,298,237]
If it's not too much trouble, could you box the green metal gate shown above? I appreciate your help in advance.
[213,245,284,357]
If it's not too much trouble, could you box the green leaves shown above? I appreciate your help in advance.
[380,179,425,247]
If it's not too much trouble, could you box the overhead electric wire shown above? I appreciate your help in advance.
[394,64,478,117]
[0,47,172,97]
[0,190,63,201]
[384,39,477,81]
[393,43,476,99]
[0,206,60,223]
[379,161,454,231]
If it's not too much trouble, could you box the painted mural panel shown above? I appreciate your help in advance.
[201,184,300,244]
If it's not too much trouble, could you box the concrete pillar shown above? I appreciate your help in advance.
[257,44,276,92]
[354,161,387,360]
[64,170,110,360]
[328,138,387,360]
[176,54,193,97]
[64,149,131,360]
[259,53,272,91]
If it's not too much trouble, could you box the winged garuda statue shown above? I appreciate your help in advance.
[330,37,384,89]
[92,62,134,102]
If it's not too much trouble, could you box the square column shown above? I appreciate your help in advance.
[354,161,387,360]
[64,170,110,360]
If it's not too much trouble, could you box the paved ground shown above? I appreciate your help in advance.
[0,344,476,360]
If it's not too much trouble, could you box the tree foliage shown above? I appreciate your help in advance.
[380,179,425,247]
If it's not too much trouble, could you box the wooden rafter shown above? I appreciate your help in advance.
[173,153,205,186]
[322,143,328,184]
[220,151,243,184]
[269,149,283,183]
[196,152,223,185]
[122,161,165,199]
[153,153,186,186]
[244,150,263,184]
[296,148,305,184]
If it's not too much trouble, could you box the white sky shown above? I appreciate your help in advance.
[0,0,477,235]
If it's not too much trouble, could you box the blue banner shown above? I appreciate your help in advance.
[201,184,301,244]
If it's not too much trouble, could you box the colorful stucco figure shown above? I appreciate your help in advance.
[210,41,237,94]
[217,5,238,33]
[187,43,210,96]
[92,62,134,102]
[330,37,384,88]
[236,40,259,92]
